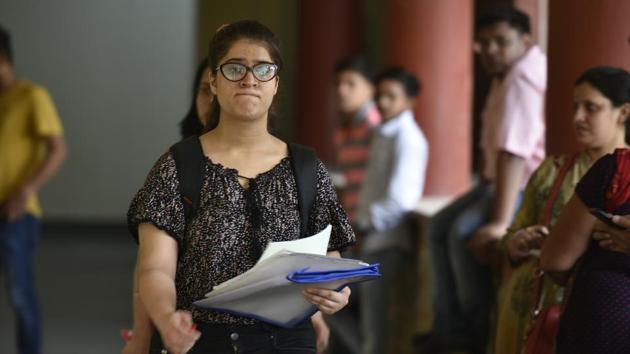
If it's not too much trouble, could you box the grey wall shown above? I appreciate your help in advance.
[0,0,197,222]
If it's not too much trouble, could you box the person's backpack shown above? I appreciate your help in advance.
[169,136,318,238]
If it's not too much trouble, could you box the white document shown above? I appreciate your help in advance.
[257,224,331,263]
[212,225,331,293]
[194,225,379,327]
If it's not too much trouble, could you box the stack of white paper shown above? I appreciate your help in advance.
[193,225,380,327]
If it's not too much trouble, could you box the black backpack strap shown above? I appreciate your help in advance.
[170,136,205,222]
[288,143,318,238]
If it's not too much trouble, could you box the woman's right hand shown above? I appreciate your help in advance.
[156,310,200,354]
[506,225,549,263]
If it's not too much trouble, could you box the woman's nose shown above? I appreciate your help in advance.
[240,70,258,87]
[573,106,585,122]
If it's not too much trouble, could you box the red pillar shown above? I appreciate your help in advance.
[296,0,360,163]
[546,0,630,154]
[384,0,473,196]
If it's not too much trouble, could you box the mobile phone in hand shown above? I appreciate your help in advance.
[589,208,626,230]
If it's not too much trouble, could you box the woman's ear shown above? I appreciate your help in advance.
[273,76,279,95]
[210,72,218,95]
[620,102,630,123]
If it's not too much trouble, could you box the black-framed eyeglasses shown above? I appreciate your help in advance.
[217,62,279,82]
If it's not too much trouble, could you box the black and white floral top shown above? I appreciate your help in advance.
[127,151,355,324]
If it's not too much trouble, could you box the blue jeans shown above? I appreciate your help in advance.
[0,214,42,354]
[428,183,521,351]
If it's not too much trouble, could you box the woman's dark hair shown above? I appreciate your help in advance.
[179,59,210,139]
[206,20,283,132]
[475,6,531,35]
[0,24,13,63]
[334,55,373,81]
[374,67,421,98]
[575,66,630,143]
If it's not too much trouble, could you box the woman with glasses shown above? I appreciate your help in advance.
[127,20,354,354]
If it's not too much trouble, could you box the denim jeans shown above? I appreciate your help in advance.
[0,214,42,354]
[427,183,494,351]
[427,183,522,351]
[150,321,316,354]
[359,248,411,354]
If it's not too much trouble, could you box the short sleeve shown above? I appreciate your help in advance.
[31,86,63,137]
[575,153,616,210]
[308,160,356,251]
[127,153,186,244]
[494,73,545,158]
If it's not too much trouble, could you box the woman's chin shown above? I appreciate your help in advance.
[575,131,591,145]
[233,110,266,122]
[577,137,596,149]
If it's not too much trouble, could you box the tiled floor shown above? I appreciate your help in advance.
[0,224,136,354]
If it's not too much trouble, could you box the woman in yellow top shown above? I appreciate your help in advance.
[491,66,630,354]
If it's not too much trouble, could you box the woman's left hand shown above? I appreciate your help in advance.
[592,215,630,254]
[302,286,351,315]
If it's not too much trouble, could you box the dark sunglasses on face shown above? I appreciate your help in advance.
[217,62,279,82]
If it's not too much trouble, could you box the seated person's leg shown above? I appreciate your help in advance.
[359,248,409,354]
[447,188,494,352]
[426,184,489,337]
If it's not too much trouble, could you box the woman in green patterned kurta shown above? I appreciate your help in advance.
[492,153,590,354]
[491,66,630,354]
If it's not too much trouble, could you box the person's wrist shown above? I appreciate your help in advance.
[154,310,174,333]
[488,219,509,229]
[127,336,149,346]
[131,322,154,340]
[484,221,509,240]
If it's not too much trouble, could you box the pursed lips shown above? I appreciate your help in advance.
[235,92,260,98]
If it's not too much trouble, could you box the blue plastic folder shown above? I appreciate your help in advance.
[193,226,380,328]
[287,265,380,284]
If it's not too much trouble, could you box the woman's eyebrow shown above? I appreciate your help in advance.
[223,57,274,64]
[223,57,246,63]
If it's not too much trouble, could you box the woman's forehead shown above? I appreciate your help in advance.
[222,39,272,63]
[574,83,608,103]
